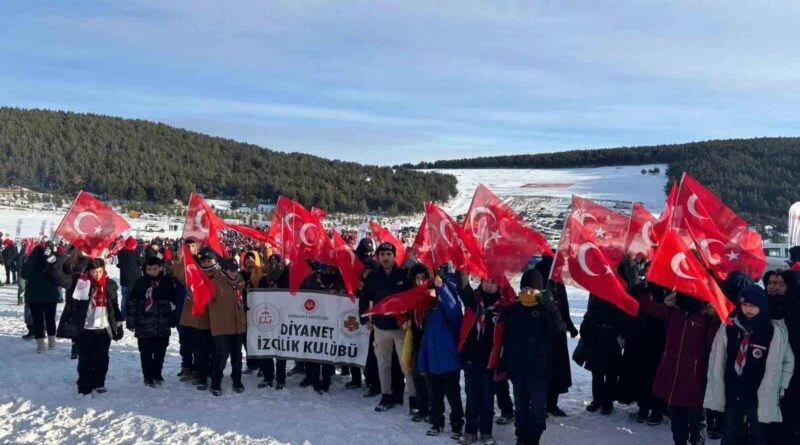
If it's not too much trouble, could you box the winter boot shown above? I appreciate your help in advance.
[451,421,464,440]
[481,435,497,445]
[426,425,442,436]
[257,380,274,389]
[196,379,208,391]
[36,338,45,354]
[496,412,515,425]
[70,343,79,360]
[210,382,222,397]
[233,381,245,394]
[458,433,477,445]
[345,380,362,389]
[22,330,35,340]
[375,394,398,412]
[586,400,601,412]
[179,367,193,382]
[409,396,418,416]
[47,336,56,350]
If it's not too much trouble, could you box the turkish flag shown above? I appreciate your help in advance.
[56,191,131,258]
[671,173,747,238]
[652,183,677,241]
[424,202,488,278]
[625,202,658,259]
[183,193,225,255]
[363,282,435,317]
[332,229,364,300]
[552,196,628,283]
[369,220,408,266]
[462,184,552,276]
[311,207,328,220]
[226,223,270,244]
[687,222,767,281]
[269,196,333,294]
[183,245,216,315]
[560,215,639,316]
[411,216,432,267]
[570,196,628,263]
[646,228,734,321]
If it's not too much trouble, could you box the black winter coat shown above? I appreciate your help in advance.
[126,273,178,338]
[360,265,409,330]
[116,249,144,287]
[2,244,19,270]
[57,278,123,341]
[21,247,68,304]
[575,294,628,374]
[499,296,565,380]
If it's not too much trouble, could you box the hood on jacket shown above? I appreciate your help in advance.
[124,236,137,250]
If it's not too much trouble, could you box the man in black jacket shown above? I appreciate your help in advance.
[117,236,144,321]
[361,242,415,412]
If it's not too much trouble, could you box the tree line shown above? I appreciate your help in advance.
[0,108,457,215]
[409,138,800,230]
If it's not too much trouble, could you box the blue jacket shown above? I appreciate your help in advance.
[417,274,463,375]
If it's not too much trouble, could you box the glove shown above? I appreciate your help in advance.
[46,255,57,264]
[569,327,579,338]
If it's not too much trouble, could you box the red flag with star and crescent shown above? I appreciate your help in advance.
[423,202,488,278]
[462,184,552,277]
[558,215,638,316]
[369,220,408,266]
[183,244,216,315]
[411,216,432,267]
[183,193,226,256]
[363,282,435,318]
[332,229,363,300]
[671,173,748,238]
[646,228,734,321]
[55,191,130,258]
[625,202,658,260]
[652,183,677,241]
[551,196,628,283]
[267,196,334,294]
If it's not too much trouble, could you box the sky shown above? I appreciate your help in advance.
[2,0,800,165]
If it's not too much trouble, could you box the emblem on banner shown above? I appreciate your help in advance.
[252,302,280,332]
[339,309,365,338]
[303,297,318,314]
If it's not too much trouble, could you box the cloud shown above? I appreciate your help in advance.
[1,0,800,164]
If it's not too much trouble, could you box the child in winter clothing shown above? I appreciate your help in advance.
[498,269,565,445]
[74,258,124,395]
[417,272,464,439]
[127,256,178,387]
[704,285,795,445]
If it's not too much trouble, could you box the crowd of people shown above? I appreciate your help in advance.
[2,230,800,445]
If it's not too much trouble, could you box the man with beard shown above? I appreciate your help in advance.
[362,242,415,412]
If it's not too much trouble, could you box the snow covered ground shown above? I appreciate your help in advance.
[0,279,673,445]
[0,164,676,444]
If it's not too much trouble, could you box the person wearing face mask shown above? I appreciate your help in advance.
[207,258,247,396]
[640,287,720,445]
[127,256,178,387]
[762,270,800,445]
[72,258,124,396]
[497,269,565,445]
[705,285,795,445]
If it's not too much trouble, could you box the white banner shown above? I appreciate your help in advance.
[246,289,370,367]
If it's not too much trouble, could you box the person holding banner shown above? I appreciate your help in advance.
[257,254,289,390]
[362,242,416,412]
[207,258,247,396]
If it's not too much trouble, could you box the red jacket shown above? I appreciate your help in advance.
[642,295,720,407]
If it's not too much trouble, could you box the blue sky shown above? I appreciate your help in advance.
[2,1,800,165]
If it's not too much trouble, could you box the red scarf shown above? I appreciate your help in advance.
[89,272,109,308]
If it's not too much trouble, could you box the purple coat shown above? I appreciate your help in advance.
[641,295,720,407]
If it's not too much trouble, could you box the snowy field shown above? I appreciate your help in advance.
[0,164,675,444]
